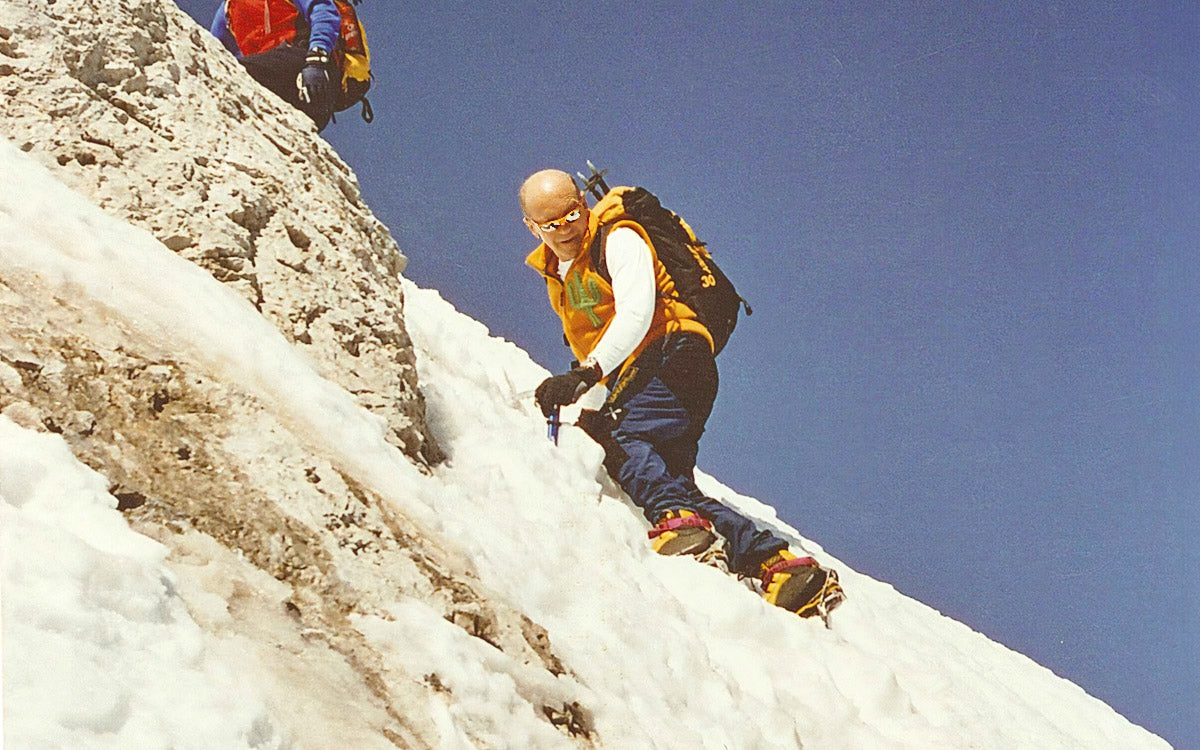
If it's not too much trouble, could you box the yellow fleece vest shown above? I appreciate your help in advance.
[525,188,712,378]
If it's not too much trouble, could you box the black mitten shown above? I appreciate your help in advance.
[296,49,335,113]
[534,362,602,417]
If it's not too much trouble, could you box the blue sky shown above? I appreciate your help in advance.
[177,2,1198,745]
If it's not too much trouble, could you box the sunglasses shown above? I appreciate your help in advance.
[532,203,583,233]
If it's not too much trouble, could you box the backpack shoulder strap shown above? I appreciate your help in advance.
[585,188,634,284]
[588,223,615,283]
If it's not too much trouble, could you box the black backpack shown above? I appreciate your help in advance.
[580,166,751,355]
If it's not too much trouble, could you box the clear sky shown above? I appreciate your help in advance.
[177,2,1197,746]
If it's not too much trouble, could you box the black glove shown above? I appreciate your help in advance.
[534,362,602,417]
[296,49,335,112]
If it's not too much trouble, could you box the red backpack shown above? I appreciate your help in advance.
[225,0,374,121]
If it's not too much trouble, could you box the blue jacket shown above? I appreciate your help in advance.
[211,0,341,58]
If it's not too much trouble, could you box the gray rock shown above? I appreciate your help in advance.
[0,0,441,466]
[0,1,597,746]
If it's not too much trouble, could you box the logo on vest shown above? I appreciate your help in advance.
[565,275,603,327]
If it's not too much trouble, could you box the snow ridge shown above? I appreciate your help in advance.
[0,141,1170,748]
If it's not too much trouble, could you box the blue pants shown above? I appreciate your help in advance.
[602,334,788,575]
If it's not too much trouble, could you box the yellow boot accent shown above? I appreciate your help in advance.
[760,550,799,605]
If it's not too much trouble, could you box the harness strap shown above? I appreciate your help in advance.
[647,514,712,539]
[762,556,818,587]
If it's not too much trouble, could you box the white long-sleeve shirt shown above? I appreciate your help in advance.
[558,227,656,376]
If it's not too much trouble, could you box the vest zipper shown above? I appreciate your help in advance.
[263,0,271,35]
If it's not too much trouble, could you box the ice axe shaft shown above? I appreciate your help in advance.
[576,160,610,200]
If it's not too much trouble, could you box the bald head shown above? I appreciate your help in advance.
[520,169,591,261]
[519,169,579,215]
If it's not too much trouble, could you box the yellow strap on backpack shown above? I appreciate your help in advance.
[333,0,373,121]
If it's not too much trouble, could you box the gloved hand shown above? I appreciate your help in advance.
[534,361,602,417]
[296,48,335,112]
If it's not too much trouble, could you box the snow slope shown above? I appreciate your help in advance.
[0,137,1171,749]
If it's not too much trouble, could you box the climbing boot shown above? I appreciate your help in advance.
[759,550,845,623]
[648,510,727,570]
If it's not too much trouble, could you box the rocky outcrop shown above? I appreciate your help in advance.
[0,1,596,746]
[0,0,440,465]
[0,265,592,747]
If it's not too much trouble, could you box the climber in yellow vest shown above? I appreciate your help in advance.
[522,169,844,620]
[211,0,340,130]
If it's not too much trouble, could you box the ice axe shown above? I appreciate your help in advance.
[575,160,610,201]
[508,387,564,445]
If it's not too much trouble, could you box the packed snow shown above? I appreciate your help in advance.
[0,137,1171,748]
